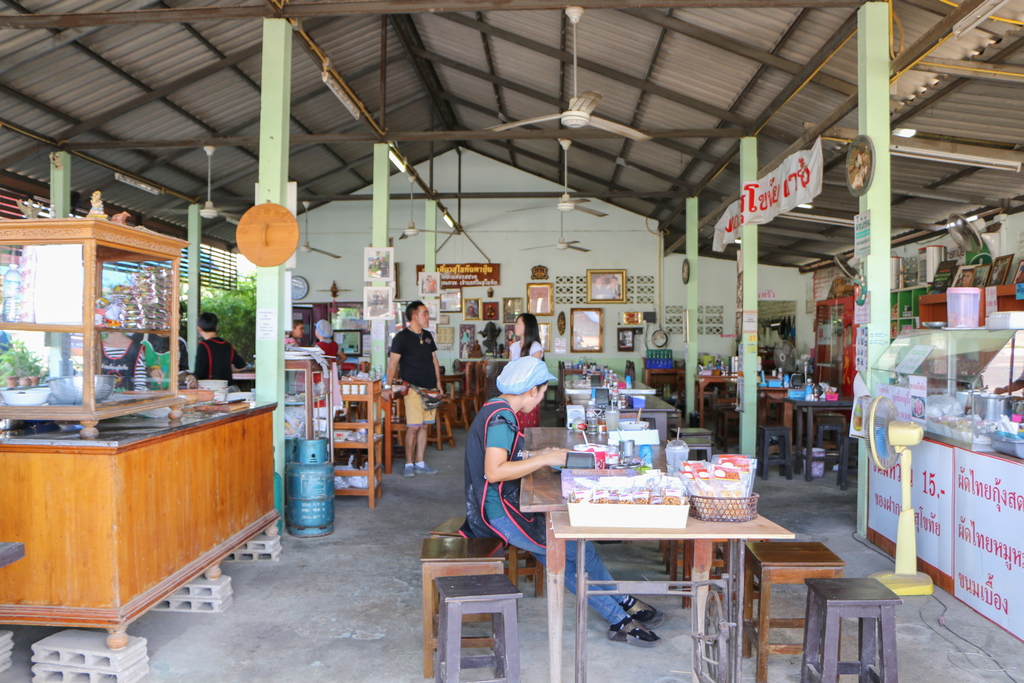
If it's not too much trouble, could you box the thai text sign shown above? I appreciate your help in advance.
[713,138,823,251]
[415,263,500,288]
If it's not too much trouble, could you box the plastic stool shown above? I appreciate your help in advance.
[756,426,793,480]
[801,578,902,683]
[435,573,522,683]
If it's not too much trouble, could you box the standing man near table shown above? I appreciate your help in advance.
[383,301,443,478]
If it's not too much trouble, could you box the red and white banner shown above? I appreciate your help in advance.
[713,138,823,252]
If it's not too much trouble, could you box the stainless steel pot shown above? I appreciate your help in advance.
[972,393,1011,422]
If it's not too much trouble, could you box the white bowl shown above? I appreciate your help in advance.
[197,380,228,390]
[226,391,252,402]
[618,420,649,431]
[1,387,51,406]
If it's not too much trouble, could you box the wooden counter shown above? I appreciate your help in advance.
[0,403,279,649]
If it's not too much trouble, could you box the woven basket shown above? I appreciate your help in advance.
[689,494,759,522]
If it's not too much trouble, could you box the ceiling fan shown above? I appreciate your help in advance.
[485,7,650,142]
[521,213,591,252]
[299,201,341,258]
[509,139,607,218]
[166,146,242,222]
[397,174,456,240]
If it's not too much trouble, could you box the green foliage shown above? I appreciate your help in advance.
[199,273,257,362]
[0,340,44,377]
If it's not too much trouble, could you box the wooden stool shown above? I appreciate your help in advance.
[435,574,522,683]
[430,401,456,450]
[715,404,740,451]
[744,542,845,683]
[429,518,544,597]
[421,537,504,678]
[801,578,901,683]
[756,425,793,480]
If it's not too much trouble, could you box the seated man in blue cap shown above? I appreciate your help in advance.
[462,356,664,647]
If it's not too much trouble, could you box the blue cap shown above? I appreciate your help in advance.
[497,357,556,395]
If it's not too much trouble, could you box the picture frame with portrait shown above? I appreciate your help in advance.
[503,297,523,323]
[424,300,440,333]
[464,298,481,320]
[504,324,517,349]
[363,247,394,282]
[482,301,499,321]
[570,308,603,353]
[973,263,991,289]
[538,322,550,352]
[954,265,976,287]
[418,271,440,297]
[988,255,1013,287]
[617,327,638,352]
[440,288,462,312]
[586,269,626,303]
[459,324,475,357]
[526,283,554,316]
[363,286,394,320]
[1013,260,1024,285]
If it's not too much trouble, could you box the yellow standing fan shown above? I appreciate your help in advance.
[866,395,934,595]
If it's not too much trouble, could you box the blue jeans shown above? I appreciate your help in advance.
[488,515,628,626]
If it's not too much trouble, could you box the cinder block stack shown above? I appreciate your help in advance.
[151,574,233,613]
[0,630,12,673]
[223,533,282,562]
[30,630,148,683]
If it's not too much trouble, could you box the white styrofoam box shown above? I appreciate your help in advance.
[567,501,689,529]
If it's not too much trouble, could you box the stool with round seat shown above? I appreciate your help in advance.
[743,541,846,683]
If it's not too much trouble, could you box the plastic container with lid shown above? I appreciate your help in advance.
[947,287,982,328]
[665,440,690,476]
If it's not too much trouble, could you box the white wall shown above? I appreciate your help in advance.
[296,149,814,366]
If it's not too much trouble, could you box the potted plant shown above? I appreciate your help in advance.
[0,359,15,388]
[0,341,44,387]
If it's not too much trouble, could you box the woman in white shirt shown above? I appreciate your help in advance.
[508,313,545,427]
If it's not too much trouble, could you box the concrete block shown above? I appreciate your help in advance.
[0,629,11,645]
[150,594,233,613]
[0,639,11,657]
[0,654,10,674]
[240,534,281,552]
[31,631,147,671]
[170,575,232,599]
[31,657,149,683]
[223,547,281,562]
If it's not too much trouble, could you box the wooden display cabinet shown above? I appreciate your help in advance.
[0,218,186,437]
[333,378,386,508]
[284,357,334,444]
[918,285,1024,327]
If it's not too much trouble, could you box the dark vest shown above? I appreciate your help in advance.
[461,398,547,547]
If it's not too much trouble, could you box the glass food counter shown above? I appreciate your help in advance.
[872,328,1024,449]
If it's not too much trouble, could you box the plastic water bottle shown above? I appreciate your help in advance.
[2,263,21,322]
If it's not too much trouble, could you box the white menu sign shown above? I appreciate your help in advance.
[894,345,934,374]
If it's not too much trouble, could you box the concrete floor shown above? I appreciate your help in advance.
[2,424,1023,683]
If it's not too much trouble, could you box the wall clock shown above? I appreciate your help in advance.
[682,258,690,285]
[651,329,668,348]
[291,275,309,300]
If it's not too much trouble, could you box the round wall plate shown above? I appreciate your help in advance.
[846,135,875,197]
[235,203,299,267]
[291,275,309,300]
[557,311,566,336]
[682,257,690,285]
[651,329,668,348]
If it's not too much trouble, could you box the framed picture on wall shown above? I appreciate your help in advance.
[503,297,523,323]
[425,300,440,333]
[335,330,363,357]
[586,269,627,303]
[988,254,1013,286]
[439,314,451,325]
[483,301,499,321]
[504,324,517,349]
[440,288,462,312]
[459,324,475,357]
[570,308,603,353]
[973,263,991,289]
[363,247,394,282]
[954,265,976,287]
[1013,260,1024,285]
[418,271,440,297]
[363,286,394,320]
[623,311,642,325]
[617,327,638,352]
[526,283,554,316]
[538,323,550,352]
[464,298,481,320]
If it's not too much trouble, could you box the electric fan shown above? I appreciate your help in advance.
[945,214,984,253]
[834,254,867,306]
[773,340,797,373]
[866,396,934,595]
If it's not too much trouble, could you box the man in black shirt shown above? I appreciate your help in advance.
[194,312,247,382]
[383,301,443,477]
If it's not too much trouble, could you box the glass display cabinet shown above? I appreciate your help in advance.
[872,328,1024,449]
[0,218,187,438]
[284,356,333,444]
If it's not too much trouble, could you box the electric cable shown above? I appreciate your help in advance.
[919,594,1021,683]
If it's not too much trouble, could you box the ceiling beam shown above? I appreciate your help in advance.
[293,190,693,201]
[913,56,1024,83]
[388,14,461,133]
[620,7,856,97]
[0,0,866,29]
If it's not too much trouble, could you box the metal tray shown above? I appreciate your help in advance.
[989,433,1024,459]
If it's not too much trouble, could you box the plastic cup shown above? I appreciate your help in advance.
[605,409,619,431]
[947,287,981,328]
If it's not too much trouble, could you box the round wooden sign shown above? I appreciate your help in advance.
[235,203,299,267]
[557,311,566,336]
[846,135,875,197]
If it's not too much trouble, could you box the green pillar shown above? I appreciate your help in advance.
[740,137,759,454]
[49,152,70,218]
[187,203,201,371]
[684,196,699,419]
[858,1,892,536]
[369,143,390,370]
[255,17,292,531]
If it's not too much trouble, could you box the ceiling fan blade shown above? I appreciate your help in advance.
[520,244,556,251]
[567,244,591,252]
[573,205,608,218]
[507,204,553,214]
[568,91,603,115]
[308,245,342,259]
[486,113,563,132]
[588,116,651,142]
[565,198,590,205]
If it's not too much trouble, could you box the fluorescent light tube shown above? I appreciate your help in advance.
[890,143,1022,172]
[892,128,917,138]
[321,69,362,121]
[953,0,1011,37]
[442,212,455,228]
[114,172,162,196]
[780,212,856,227]
[797,203,813,209]
[388,149,406,172]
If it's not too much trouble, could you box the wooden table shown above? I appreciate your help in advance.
[567,394,680,442]
[644,367,686,401]
[521,428,793,683]
[562,380,657,397]
[783,397,853,480]
[694,375,739,428]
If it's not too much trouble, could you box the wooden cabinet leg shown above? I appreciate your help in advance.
[168,407,183,420]
[80,421,99,439]
[205,563,222,580]
[106,627,128,650]
[265,522,279,536]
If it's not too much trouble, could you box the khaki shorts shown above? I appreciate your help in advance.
[404,390,436,426]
